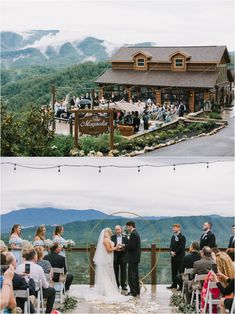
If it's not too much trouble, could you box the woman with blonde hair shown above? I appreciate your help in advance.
[33,225,48,255]
[53,226,67,257]
[212,248,235,286]
[9,224,23,265]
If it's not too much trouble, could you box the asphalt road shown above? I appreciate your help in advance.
[138,108,234,158]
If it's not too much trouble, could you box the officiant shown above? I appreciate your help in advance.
[111,225,129,291]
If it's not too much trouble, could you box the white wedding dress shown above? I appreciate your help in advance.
[77,228,131,303]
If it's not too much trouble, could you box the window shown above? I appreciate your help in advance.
[174,58,184,68]
[137,58,145,67]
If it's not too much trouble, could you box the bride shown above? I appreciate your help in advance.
[79,228,132,303]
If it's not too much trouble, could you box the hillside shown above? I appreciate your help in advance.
[1,61,109,111]
[1,214,232,248]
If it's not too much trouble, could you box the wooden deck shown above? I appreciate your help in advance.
[69,284,177,313]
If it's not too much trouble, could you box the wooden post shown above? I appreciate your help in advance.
[188,90,195,112]
[74,110,79,148]
[91,89,95,109]
[99,85,104,100]
[90,244,95,287]
[69,118,73,136]
[151,243,157,293]
[51,85,56,130]
[109,109,114,150]
[127,87,131,102]
[155,90,161,105]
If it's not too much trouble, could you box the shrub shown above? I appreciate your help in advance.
[47,135,74,156]
[209,112,222,120]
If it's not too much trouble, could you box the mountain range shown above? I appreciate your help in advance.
[0,30,156,69]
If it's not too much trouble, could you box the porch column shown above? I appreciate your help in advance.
[204,90,210,102]
[99,85,104,100]
[127,86,132,102]
[188,90,195,112]
[155,89,161,105]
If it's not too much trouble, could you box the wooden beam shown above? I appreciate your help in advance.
[151,243,157,293]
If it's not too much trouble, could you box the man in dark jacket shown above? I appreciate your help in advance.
[125,221,141,297]
[167,224,186,289]
[44,244,73,291]
[199,222,216,249]
[228,225,235,248]
[111,225,129,291]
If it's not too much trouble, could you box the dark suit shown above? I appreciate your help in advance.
[228,235,235,248]
[182,251,201,271]
[44,252,73,291]
[12,273,35,313]
[199,230,216,249]
[170,232,186,288]
[126,229,141,296]
[111,233,129,289]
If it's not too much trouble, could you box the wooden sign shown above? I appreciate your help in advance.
[78,114,109,135]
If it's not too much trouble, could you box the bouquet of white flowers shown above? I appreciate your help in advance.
[44,239,53,248]
[64,240,75,251]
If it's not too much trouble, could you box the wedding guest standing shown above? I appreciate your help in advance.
[33,225,48,255]
[53,226,67,257]
[228,225,235,248]
[125,221,141,297]
[111,225,129,291]
[167,224,186,290]
[199,222,216,250]
[9,224,23,266]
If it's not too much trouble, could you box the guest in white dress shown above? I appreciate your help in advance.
[33,225,48,256]
[9,224,23,265]
[53,226,67,257]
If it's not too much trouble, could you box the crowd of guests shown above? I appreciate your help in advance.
[0,224,74,313]
[168,222,235,313]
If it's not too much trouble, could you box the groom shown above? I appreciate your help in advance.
[125,221,141,297]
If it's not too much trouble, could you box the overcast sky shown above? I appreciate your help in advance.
[1,157,234,217]
[1,0,234,50]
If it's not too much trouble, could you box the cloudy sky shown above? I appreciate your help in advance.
[1,0,234,49]
[1,157,234,217]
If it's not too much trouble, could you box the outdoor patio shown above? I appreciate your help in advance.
[69,284,176,313]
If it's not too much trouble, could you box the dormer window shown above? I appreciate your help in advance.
[137,58,145,67]
[174,58,184,68]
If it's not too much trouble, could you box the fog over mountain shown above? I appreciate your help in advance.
[0,30,156,68]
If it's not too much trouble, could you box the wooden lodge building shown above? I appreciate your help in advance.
[96,46,234,112]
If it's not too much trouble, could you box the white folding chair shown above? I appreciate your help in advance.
[190,274,208,314]
[203,281,221,314]
[230,298,235,314]
[52,267,65,304]
[14,288,30,314]
[35,280,45,314]
[181,268,194,298]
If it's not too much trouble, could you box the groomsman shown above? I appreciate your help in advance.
[125,221,141,297]
[167,224,186,290]
[228,225,235,248]
[111,225,129,291]
[199,222,216,250]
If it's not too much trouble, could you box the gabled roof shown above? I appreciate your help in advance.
[169,50,191,59]
[132,51,153,59]
[96,69,219,88]
[111,46,230,63]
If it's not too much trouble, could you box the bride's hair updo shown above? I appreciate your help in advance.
[104,228,112,238]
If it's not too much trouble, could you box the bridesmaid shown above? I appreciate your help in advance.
[9,224,23,265]
[33,225,48,255]
[53,225,67,257]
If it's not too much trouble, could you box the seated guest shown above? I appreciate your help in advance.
[35,247,52,276]
[177,241,201,292]
[16,249,55,314]
[44,243,73,292]
[226,248,235,268]
[0,240,8,254]
[212,248,235,286]
[211,271,234,314]
[193,246,216,275]
[0,253,16,312]
[5,252,35,313]
[132,111,140,133]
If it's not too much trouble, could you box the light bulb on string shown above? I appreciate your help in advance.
[14,164,16,171]
[138,166,140,173]
[58,166,61,174]
[207,162,209,169]
[173,164,176,171]
[99,166,101,173]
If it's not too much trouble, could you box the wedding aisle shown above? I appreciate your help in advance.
[69,284,175,313]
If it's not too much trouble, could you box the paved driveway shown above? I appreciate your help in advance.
[139,108,234,157]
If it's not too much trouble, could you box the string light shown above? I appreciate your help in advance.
[0,160,227,172]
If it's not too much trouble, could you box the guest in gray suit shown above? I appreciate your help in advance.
[193,246,216,275]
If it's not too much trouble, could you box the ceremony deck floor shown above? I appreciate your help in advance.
[69,284,177,313]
